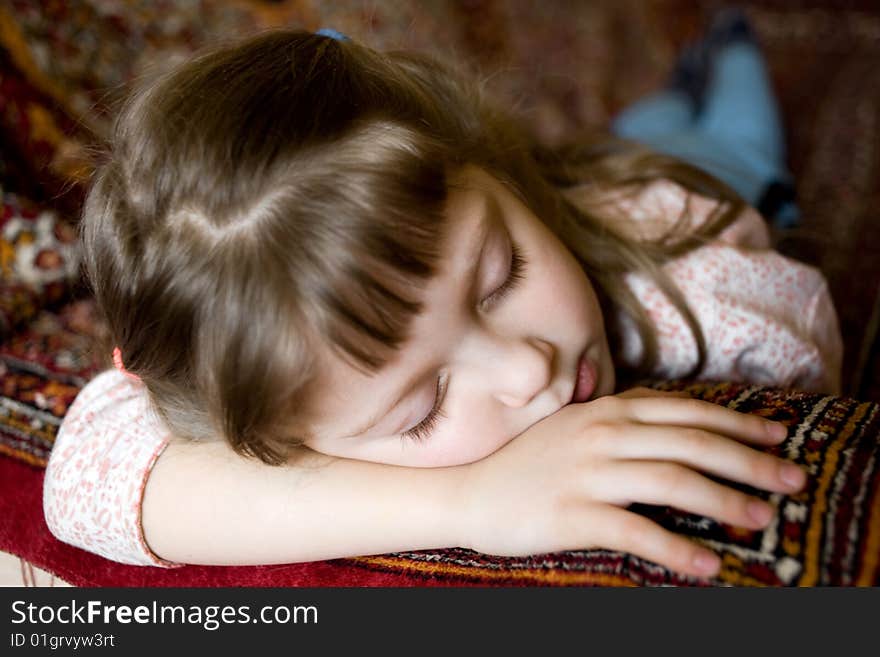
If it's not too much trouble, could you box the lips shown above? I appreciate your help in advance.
[570,352,597,404]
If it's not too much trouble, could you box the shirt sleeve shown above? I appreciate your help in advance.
[43,368,183,567]
[618,245,844,395]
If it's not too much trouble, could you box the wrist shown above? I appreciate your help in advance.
[412,463,472,552]
[350,460,474,555]
[445,461,479,552]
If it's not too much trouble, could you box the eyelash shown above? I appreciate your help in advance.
[480,242,526,311]
[401,240,528,443]
[401,376,447,443]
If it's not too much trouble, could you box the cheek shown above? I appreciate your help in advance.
[417,415,514,467]
[521,221,599,317]
[528,252,598,329]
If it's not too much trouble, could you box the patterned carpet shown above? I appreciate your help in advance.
[1,1,879,586]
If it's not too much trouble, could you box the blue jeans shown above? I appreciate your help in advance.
[611,43,798,226]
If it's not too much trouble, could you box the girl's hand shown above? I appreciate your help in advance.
[458,387,804,579]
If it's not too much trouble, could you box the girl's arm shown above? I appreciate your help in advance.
[141,438,468,564]
[46,366,804,578]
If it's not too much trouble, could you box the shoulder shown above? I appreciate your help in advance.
[47,368,173,471]
[621,246,842,393]
[563,178,770,249]
[50,368,169,448]
[43,369,178,567]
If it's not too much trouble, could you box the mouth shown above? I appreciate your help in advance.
[570,351,597,404]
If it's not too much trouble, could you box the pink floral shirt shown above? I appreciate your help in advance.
[42,181,844,566]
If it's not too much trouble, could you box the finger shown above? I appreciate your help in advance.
[620,396,788,446]
[587,505,722,578]
[599,424,807,494]
[600,460,781,531]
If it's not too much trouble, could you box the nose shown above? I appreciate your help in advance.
[481,333,555,408]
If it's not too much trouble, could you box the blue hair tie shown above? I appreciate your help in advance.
[316,28,350,42]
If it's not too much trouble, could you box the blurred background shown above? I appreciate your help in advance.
[1,0,878,402]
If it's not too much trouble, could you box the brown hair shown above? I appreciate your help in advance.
[81,28,746,465]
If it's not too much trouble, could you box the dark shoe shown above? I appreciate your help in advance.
[757,180,800,229]
[665,40,711,115]
[665,8,758,116]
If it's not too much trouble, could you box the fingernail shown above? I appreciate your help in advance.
[748,500,773,525]
[767,422,787,440]
[693,552,721,574]
[781,464,806,489]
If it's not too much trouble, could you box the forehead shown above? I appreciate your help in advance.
[299,164,498,431]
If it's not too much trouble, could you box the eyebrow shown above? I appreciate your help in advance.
[342,193,495,439]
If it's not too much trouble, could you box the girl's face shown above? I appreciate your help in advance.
[303,165,614,467]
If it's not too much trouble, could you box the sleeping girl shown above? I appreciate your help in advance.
[44,20,841,579]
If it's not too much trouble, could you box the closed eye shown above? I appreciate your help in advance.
[479,241,526,311]
[400,374,448,443]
